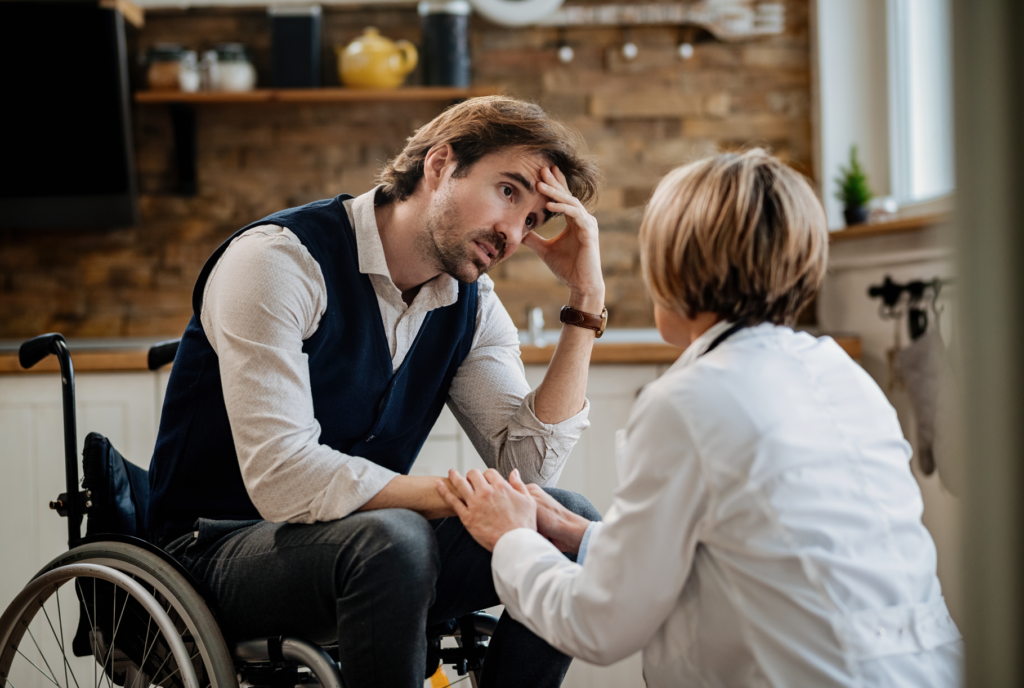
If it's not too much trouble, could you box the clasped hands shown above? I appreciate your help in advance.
[436,468,590,553]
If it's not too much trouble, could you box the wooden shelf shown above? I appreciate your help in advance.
[829,212,947,242]
[134,86,502,105]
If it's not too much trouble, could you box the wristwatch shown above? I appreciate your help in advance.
[559,305,608,338]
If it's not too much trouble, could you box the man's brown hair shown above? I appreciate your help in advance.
[376,96,599,214]
[640,149,828,327]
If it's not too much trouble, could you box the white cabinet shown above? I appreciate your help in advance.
[0,363,652,687]
[0,372,162,620]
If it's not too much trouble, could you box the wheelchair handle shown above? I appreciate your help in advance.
[148,339,180,371]
[19,332,83,548]
[19,332,67,370]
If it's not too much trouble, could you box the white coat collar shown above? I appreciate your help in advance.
[673,319,739,371]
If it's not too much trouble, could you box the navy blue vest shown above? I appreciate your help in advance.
[147,195,479,540]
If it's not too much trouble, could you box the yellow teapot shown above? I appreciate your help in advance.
[337,27,418,89]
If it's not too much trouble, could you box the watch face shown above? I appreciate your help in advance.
[599,307,608,333]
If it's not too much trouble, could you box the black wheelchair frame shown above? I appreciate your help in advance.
[1,333,497,688]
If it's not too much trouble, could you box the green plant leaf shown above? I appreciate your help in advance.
[834,144,873,207]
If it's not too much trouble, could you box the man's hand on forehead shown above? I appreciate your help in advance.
[522,166,605,312]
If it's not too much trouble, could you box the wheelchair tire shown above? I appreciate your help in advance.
[0,564,203,688]
[27,541,236,688]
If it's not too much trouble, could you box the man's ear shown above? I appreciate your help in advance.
[422,143,455,192]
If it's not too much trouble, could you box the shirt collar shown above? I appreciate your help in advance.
[350,186,460,309]
[351,187,391,277]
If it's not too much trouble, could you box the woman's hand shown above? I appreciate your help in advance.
[522,166,605,313]
[437,468,537,551]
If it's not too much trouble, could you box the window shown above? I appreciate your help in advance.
[887,0,955,203]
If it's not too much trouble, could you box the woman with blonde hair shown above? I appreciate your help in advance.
[438,149,963,686]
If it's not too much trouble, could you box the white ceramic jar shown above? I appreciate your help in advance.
[214,43,256,92]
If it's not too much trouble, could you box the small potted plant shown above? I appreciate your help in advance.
[834,145,872,226]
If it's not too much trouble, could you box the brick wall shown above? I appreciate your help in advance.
[0,0,812,338]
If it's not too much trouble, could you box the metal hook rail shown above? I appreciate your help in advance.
[867,275,954,340]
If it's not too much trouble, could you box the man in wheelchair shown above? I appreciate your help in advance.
[146,96,603,688]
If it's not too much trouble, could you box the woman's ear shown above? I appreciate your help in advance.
[422,143,455,192]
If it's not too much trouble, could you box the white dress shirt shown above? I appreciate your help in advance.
[199,187,590,524]
[493,322,963,687]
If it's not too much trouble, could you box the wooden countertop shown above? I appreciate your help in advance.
[0,335,862,374]
[521,335,861,365]
[0,351,152,374]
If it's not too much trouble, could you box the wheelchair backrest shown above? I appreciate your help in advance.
[82,432,150,540]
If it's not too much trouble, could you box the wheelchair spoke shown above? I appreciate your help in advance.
[105,600,122,688]
[151,650,199,688]
[56,588,68,688]
[25,624,62,688]
[40,595,81,688]
[97,580,130,688]
[55,584,83,688]
[92,580,97,688]
[141,644,175,688]
[14,648,62,688]
[73,579,99,688]
[127,613,156,688]
[130,596,182,688]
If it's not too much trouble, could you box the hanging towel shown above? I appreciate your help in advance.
[895,328,960,494]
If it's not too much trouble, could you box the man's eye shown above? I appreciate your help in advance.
[502,186,513,198]
[525,216,535,228]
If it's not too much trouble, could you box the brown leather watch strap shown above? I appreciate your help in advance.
[559,305,608,338]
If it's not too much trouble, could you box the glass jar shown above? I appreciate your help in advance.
[146,43,185,91]
[214,43,256,92]
[178,50,200,92]
[200,50,219,91]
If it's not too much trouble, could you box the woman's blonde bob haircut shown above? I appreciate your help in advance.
[640,149,828,327]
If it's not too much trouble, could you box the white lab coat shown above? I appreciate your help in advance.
[492,322,963,686]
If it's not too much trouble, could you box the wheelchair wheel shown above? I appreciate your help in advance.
[0,541,235,688]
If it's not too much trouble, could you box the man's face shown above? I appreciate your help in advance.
[423,149,553,283]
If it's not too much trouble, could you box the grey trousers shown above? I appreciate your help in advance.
[163,488,600,688]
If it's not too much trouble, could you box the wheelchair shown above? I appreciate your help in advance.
[0,333,497,688]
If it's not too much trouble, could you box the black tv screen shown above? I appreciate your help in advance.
[0,1,138,229]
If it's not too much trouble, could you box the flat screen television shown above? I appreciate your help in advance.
[0,1,139,229]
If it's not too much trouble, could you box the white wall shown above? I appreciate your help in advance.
[816,0,891,229]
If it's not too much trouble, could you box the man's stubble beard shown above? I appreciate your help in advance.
[420,183,507,284]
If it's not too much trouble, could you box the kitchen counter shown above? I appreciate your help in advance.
[520,329,861,364]
[0,331,862,373]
